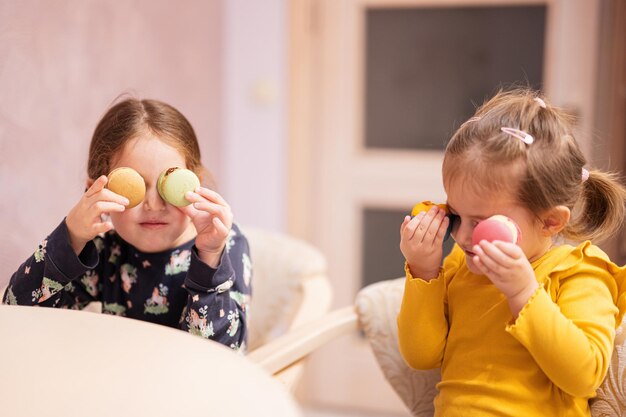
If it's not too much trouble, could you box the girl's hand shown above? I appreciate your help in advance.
[399,206,449,280]
[66,175,128,255]
[472,240,539,317]
[180,187,233,268]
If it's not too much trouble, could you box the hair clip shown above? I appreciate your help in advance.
[500,127,534,145]
[581,168,589,182]
[534,97,547,108]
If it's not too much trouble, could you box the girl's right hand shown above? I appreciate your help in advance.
[66,175,128,255]
[399,206,449,280]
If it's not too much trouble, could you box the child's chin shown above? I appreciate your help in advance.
[465,255,482,275]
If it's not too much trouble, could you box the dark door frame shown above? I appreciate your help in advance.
[594,0,626,262]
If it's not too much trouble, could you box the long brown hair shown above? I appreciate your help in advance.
[88,97,212,186]
[443,88,626,243]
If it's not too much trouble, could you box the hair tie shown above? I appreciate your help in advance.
[534,97,547,108]
[500,127,534,145]
[581,168,589,182]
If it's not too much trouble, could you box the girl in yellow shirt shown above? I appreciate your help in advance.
[398,89,626,416]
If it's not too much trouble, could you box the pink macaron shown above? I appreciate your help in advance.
[472,215,521,246]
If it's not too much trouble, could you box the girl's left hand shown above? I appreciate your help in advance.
[472,240,539,318]
[180,187,233,268]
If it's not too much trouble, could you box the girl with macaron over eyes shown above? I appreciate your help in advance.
[398,88,626,416]
[3,98,251,351]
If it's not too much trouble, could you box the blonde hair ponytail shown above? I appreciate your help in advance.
[565,170,626,243]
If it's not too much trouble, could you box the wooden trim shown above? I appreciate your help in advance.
[247,307,358,374]
[611,0,626,174]
[613,0,626,261]
[287,0,316,239]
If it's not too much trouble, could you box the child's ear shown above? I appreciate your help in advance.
[540,206,571,236]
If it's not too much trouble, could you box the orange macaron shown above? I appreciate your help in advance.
[106,167,146,209]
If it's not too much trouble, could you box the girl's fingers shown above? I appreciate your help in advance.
[185,190,230,213]
[192,201,227,217]
[415,207,440,243]
[476,241,514,268]
[91,201,126,215]
[492,241,524,259]
[476,255,499,275]
[403,212,423,240]
[434,215,449,242]
[177,203,199,218]
[186,192,232,223]
[98,188,130,206]
[421,207,440,228]
[212,217,230,236]
[91,221,114,235]
[422,209,447,245]
[472,255,491,276]
[85,175,108,197]
[184,191,203,204]
[193,187,229,207]
[180,193,233,230]
[473,243,507,275]
[400,215,411,235]
[85,182,129,206]
[177,199,209,222]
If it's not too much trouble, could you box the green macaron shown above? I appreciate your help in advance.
[157,167,201,207]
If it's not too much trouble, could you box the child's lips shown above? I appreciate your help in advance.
[140,220,168,229]
[464,249,476,258]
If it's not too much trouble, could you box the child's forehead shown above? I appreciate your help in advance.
[115,135,184,159]
[110,135,187,172]
[444,175,518,213]
[443,154,525,196]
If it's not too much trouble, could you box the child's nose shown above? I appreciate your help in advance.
[142,186,166,211]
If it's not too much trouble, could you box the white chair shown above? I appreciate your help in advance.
[249,276,626,416]
[244,227,333,389]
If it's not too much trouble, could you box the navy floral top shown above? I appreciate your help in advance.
[2,220,252,352]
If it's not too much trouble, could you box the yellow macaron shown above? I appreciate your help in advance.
[106,167,146,209]
[411,200,448,217]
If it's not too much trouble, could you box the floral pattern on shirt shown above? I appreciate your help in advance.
[120,264,138,293]
[2,221,251,350]
[144,284,170,315]
[34,239,47,263]
[165,250,191,275]
[186,305,215,338]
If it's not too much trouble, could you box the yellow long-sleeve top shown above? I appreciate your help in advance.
[397,242,626,417]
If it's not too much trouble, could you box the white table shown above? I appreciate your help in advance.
[0,305,302,417]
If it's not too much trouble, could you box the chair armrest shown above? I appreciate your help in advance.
[356,278,439,416]
[247,306,358,375]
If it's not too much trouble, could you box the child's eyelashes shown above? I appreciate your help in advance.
[446,214,480,229]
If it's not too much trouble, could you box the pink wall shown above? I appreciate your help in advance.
[0,0,222,287]
[220,0,287,231]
